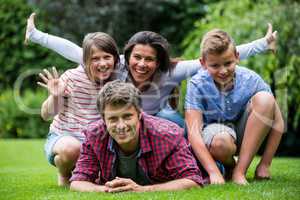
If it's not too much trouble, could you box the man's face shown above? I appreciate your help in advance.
[89,45,115,81]
[201,47,239,89]
[104,103,140,151]
[128,44,159,88]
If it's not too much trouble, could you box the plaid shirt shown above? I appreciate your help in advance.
[70,113,206,186]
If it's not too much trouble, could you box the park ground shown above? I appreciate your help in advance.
[0,139,300,200]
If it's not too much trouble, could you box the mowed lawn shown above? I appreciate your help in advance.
[0,139,300,200]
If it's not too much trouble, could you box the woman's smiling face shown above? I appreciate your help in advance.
[128,44,159,88]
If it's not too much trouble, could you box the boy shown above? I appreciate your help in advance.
[185,29,284,185]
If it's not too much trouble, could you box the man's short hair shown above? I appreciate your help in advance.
[200,29,236,59]
[97,80,141,118]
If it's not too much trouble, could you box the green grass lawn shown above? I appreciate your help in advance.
[0,139,299,200]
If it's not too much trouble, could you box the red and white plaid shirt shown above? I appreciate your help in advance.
[70,113,207,186]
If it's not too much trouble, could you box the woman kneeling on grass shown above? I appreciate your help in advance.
[37,32,120,186]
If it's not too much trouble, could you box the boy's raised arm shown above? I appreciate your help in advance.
[25,13,83,65]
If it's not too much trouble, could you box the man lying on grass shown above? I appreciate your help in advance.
[70,80,206,192]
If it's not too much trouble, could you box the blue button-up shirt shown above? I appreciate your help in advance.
[185,66,272,125]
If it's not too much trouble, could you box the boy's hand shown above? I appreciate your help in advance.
[264,23,277,54]
[209,172,225,184]
[24,12,36,45]
[38,67,67,97]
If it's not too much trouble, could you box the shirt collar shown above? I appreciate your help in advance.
[107,136,116,153]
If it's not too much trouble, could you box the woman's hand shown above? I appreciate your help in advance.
[264,23,277,54]
[24,12,36,45]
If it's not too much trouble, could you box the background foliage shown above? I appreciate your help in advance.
[0,0,298,155]
[0,89,49,138]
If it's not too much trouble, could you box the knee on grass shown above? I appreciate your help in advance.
[210,134,236,163]
[55,142,81,165]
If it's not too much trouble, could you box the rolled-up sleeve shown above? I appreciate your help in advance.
[163,137,207,186]
[185,79,205,111]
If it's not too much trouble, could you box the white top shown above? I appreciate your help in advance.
[29,29,268,114]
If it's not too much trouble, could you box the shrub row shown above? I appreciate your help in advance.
[0,89,50,138]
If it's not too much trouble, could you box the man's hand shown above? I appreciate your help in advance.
[38,67,67,97]
[104,177,144,193]
[24,12,36,45]
[209,172,225,184]
[264,23,277,54]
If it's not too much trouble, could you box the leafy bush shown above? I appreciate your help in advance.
[0,0,74,90]
[182,0,300,155]
[0,89,50,138]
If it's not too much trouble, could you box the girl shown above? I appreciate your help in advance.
[37,31,120,186]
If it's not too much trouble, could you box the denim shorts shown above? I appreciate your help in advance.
[202,123,237,147]
[44,132,85,166]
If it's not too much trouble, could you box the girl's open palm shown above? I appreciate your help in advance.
[38,67,67,97]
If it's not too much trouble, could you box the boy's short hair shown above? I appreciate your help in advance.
[97,80,141,118]
[82,32,119,81]
[200,29,236,59]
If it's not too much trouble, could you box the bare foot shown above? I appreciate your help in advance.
[58,174,70,187]
[255,164,271,180]
[232,171,249,185]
